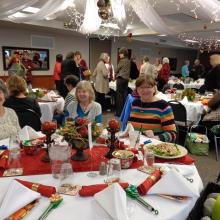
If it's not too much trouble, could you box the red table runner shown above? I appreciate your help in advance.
[0,145,194,177]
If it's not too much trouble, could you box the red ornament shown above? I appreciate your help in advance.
[108,119,120,130]
[79,126,88,138]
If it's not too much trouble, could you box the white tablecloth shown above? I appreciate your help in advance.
[168,79,204,90]
[0,167,203,220]
[109,80,136,91]
[0,135,204,220]
[39,97,64,123]
[156,92,205,124]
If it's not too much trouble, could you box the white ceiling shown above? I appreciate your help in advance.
[1,0,220,49]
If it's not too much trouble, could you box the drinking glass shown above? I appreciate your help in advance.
[8,136,22,174]
[129,131,140,149]
[144,148,155,167]
[49,143,71,179]
[106,158,121,183]
[59,162,73,185]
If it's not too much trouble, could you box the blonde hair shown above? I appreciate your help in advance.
[210,54,220,67]
[6,75,27,97]
[76,80,95,102]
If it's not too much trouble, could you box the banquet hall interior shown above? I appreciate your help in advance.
[0,0,220,220]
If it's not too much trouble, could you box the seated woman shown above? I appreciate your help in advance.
[0,79,20,139]
[128,75,176,142]
[67,80,102,123]
[4,75,42,131]
[64,75,79,110]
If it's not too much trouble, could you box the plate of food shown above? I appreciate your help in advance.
[145,142,188,159]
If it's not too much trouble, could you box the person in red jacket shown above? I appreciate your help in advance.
[53,54,63,94]
[158,57,170,91]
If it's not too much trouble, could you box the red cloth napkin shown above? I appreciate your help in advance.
[79,183,129,197]
[16,179,56,197]
[0,150,9,169]
[155,155,195,165]
[137,169,162,196]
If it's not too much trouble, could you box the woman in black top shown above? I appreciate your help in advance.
[4,75,41,130]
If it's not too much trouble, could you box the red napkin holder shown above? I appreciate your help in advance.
[137,169,162,196]
[16,179,56,197]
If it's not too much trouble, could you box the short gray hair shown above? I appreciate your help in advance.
[0,79,8,97]
[162,57,169,64]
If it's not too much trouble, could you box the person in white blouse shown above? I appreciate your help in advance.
[105,55,115,82]
[0,79,20,140]
[140,56,154,77]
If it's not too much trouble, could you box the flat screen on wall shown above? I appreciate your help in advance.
[2,46,49,71]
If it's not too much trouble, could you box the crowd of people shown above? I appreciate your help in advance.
[1,47,220,145]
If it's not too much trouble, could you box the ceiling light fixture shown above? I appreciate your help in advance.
[22,6,40,13]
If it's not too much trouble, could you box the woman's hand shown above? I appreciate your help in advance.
[143,130,159,140]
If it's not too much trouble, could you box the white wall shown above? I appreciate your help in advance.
[0,27,89,76]
[111,38,197,74]
[0,26,197,76]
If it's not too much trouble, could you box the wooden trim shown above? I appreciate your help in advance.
[0,75,55,90]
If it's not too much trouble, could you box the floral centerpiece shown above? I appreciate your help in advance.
[58,117,89,161]
[182,88,196,102]
[28,89,46,99]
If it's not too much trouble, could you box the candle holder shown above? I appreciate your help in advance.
[41,121,57,162]
[105,119,120,159]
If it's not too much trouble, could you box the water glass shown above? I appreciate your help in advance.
[49,143,71,178]
[59,162,73,185]
[144,148,155,167]
[8,136,22,172]
[106,158,121,182]
[129,131,140,149]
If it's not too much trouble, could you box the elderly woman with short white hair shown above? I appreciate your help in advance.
[92,52,109,111]
[157,57,170,91]
[0,79,20,140]
[67,80,102,123]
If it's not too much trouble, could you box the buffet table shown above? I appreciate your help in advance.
[0,136,203,220]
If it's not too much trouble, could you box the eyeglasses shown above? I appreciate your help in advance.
[138,86,153,90]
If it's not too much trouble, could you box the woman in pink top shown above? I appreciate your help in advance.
[53,54,63,94]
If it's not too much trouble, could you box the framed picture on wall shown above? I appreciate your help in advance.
[2,46,49,71]
[117,48,132,63]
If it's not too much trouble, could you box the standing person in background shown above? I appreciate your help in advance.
[157,57,170,91]
[115,47,131,116]
[105,55,115,82]
[181,60,190,78]
[75,51,89,80]
[191,59,205,80]
[93,53,109,111]
[53,54,63,94]
[153,58,162,79]
[130,56,139,80]
[201,54,220,92]
[140,56,154,77]
[60,52,80,98]
[22,51,33,88]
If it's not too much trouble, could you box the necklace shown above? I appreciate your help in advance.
[80,103,91,113]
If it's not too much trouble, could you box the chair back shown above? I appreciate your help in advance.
[173,83,184,90]
[16,109,41,131]
[168,100,187,127]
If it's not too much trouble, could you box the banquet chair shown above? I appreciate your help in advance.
[173,83,184,90]
[168,100,189,145]
[162,84,170,93]
[16,109,41,131]
[210,124,220,161]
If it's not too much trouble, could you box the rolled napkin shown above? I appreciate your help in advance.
[137,169,162,196]
[0,150,9,169]
[79,183,129,197]
[16,179,56,197]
